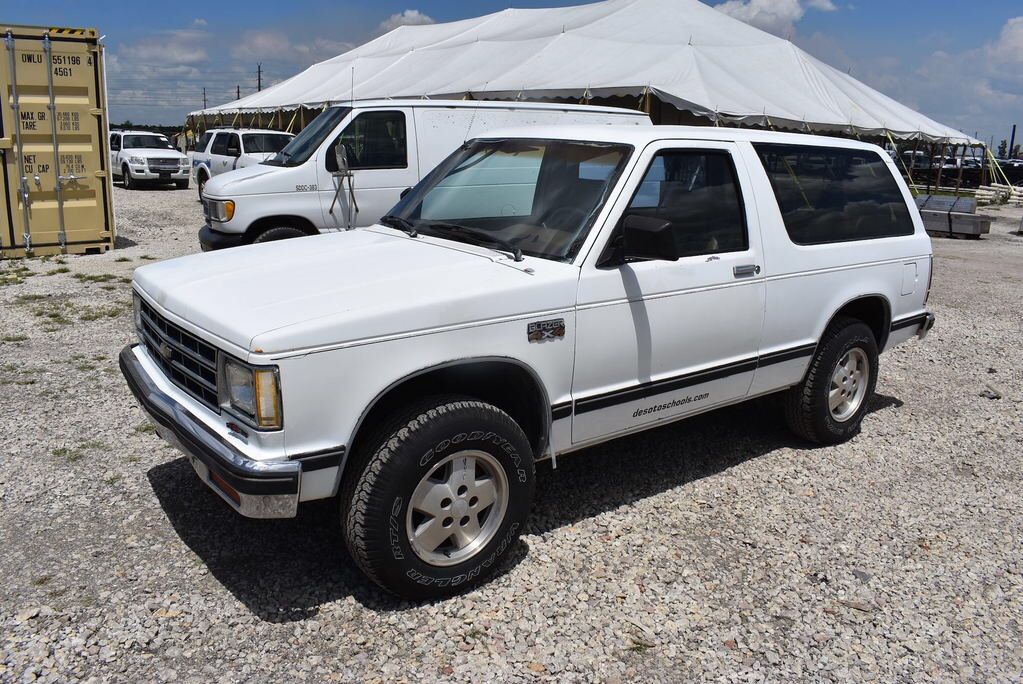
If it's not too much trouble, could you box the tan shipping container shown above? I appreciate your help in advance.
[1,24,114,259]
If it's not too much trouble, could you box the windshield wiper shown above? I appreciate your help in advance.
[380,214,418,237]
[420,221,523,262]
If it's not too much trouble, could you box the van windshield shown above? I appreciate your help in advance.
[386,138,632,262]
[265,107,350,167]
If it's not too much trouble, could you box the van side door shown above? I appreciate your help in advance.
[571,141,765,445]
[316,108,419,229]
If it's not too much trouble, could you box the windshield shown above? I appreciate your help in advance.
[386,138,631,261]
[243,133,292,154]
[123,135,174,150]
[265,107,350,166]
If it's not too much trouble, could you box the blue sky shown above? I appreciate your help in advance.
[7,0,1022,145]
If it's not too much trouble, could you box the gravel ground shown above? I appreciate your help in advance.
[1,185,1021,683]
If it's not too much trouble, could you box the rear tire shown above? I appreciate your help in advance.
[251,226,307,243]
[342,397,535,599]
[783,316,878,444]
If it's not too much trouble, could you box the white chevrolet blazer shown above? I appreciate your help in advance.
[121,125,935,599]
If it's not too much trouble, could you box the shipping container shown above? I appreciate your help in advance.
[1,24,114,259]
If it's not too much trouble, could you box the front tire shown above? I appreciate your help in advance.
[197,172,207,201]
[783,316,878,444]
[122,165,136,190]
[342,397,535,599]
[251,226,307,243]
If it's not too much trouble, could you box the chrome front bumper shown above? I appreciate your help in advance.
[119,344,300,518]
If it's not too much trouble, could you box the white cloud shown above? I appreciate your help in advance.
[120,28,209,66]
[230,31,353,64]
[192,18,208,27]
[378,9,436,34]
[714,0,834,37]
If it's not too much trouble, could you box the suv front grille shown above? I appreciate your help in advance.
[138,298,220,410]
[148,158,181,170]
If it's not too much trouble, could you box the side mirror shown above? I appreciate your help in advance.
[334,142,350,176]
[227,145,240,158]
[399,186,412,199]
[621,214,678,262]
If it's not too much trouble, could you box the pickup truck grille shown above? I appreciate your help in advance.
[138,298,220,410]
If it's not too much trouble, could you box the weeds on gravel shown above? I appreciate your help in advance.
[30,575,52,587]
[73,273,118,284]
[140,255,157,260]
[79,305,124,321]
[135,423,158,434]
[14,294,47,304]
[2,334,28,343]
[31,301,72,327]
[52,440,105,463]
[1,265,34,286]
[114,257,132,263]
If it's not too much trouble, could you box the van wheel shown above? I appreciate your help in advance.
[342,397,535,599]
[122,165,136,190]
[251,226,307,243]
[783,316,878,444]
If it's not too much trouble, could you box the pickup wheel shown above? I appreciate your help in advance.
[783,316,878,444]
[252,226,307,243]
[342,397,535,599]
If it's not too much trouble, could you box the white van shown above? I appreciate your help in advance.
[198,100,650,250]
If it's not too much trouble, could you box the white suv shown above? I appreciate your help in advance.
[109,130,190,190]
[121,125,934,599]
[192,128,293,199]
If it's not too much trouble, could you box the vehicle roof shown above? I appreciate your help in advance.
[112,130,169,136]
[201,128,295,135]
[472,124,886,152]
[338,98,648,118]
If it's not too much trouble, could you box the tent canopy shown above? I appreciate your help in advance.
[191,0,975,144]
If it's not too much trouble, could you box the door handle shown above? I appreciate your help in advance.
[733,264,761,278]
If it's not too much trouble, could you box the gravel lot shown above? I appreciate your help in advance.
[1,185,1021,683]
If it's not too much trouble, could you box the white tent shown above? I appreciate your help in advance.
[191,0,975,144]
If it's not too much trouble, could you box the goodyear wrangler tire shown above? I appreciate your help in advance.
[342,397,535,599]
[783,316,879,445]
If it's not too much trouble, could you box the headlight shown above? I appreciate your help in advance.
[222,357,281,429]
[132,292,143,332]
[208,199,235,222]
[180,158,190,168]
[129,156,145,165]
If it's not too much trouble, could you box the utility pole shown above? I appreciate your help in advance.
[202,87,207,109]
[257,63,262,92]
[1010,124,1017,160]
[236,85,241,99]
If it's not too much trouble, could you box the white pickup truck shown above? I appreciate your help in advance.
[121,125,935,599]
[191,128,294,199]
[109,130,190,190]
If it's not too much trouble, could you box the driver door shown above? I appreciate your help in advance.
[571,141,765,444]
[317,108,419,229]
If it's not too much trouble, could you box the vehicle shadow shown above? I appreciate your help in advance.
[147,392,901,620]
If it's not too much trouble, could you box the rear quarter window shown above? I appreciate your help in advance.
[753,143,915,245]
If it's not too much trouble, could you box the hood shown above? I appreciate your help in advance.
[125,148,186,159]
[204,162,291,197]
[133,228,578,355]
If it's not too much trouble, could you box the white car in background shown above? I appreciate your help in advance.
[192,128,294,199]
[109,130,190,190]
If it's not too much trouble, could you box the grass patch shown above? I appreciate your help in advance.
[14,293,47,304]
[135,423,158,434]
[32,301,72,327]
[72,273,118,284]
[79,305,123,321]
[114,257,132,263]
[52,440,104,463]
[105,474,122,485]
[44,267,70,276]
[139,255,157,261]
[2,334,28,343]
[0,266,34,286]
[100,285,117,291]
[30,575,52,587]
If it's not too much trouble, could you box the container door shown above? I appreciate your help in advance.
[1,27,113,257]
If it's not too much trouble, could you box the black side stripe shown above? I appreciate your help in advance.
[551,402,573,421]
[561,342,817,418]
[890,314,928,332]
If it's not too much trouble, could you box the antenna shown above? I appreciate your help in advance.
[464,80,489,144]
[350,63,355,109]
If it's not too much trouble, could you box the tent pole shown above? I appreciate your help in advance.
[935,141,947,190]
[285,109,298,133]
[887,130,916,195]
[954,144,967,195]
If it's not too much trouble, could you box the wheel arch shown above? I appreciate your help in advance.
[244,215,320,241]
[819,293,892,352]
[340,356,553,491]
